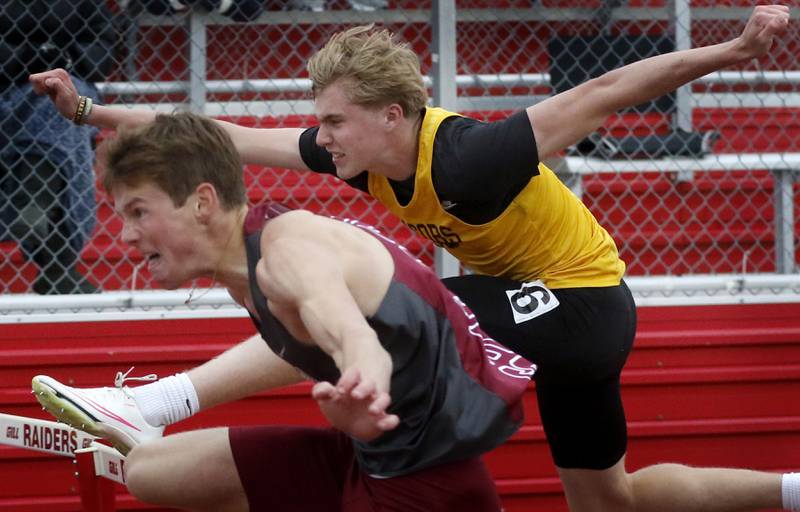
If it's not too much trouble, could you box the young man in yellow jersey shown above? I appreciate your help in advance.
[31,5,800,511]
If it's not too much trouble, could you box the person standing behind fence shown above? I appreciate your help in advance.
[0,1,116,294]
[31,6,800,512]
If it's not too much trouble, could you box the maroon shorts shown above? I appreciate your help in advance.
[229,425,502,512]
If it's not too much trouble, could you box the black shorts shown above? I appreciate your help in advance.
[442,275,637,470]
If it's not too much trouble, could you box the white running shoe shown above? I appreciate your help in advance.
[31,370,165,455]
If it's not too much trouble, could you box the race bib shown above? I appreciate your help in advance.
[505,280,560,324]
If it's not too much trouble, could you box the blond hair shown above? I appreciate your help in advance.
[307,25,427,117]
[104,111,247,210]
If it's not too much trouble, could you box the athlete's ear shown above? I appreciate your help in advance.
[384,103,405,129]
[193,182,219,223]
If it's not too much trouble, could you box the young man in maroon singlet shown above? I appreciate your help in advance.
[32,112,534,512]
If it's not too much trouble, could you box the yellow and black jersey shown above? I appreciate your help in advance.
[299,107,625,289]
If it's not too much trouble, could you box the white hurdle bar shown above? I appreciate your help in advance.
[0,412,126,512]
[0,412,97,456]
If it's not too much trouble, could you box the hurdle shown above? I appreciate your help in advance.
[0,412,125,512]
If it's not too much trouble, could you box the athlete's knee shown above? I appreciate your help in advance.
[124,443,164,502]
[566,480,637,512]
[580,463,706,512]
[559,458,636,512]
[592,486,637,512]
[628,462,701,509]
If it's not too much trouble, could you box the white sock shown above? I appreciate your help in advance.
[131,373,200,427]
[783,473,800,511]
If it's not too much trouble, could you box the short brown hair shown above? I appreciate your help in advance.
[307,25,427,117]
[103,112,247,210]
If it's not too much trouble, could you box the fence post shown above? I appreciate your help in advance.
[431,0,461,279]
[772,168,797,274]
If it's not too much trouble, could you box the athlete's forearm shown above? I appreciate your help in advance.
[86,103,157,130]
[597,4,788,113]
[528,5,788,157]
[225,124,309,170]
[89,105,308,171]
[528,42,739,158]
[590,38,744,117]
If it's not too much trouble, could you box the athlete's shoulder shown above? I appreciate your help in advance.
[262,209,315,231]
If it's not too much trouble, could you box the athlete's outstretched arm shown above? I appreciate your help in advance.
[528,4,790,158]
[29,68,309,171]
[254,212,400,441]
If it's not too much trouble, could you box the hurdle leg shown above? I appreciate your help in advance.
[75,448,117,512]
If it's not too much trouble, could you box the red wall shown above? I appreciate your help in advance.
[2,302,800,511]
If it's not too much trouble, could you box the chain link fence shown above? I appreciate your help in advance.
[1,0,798,300]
